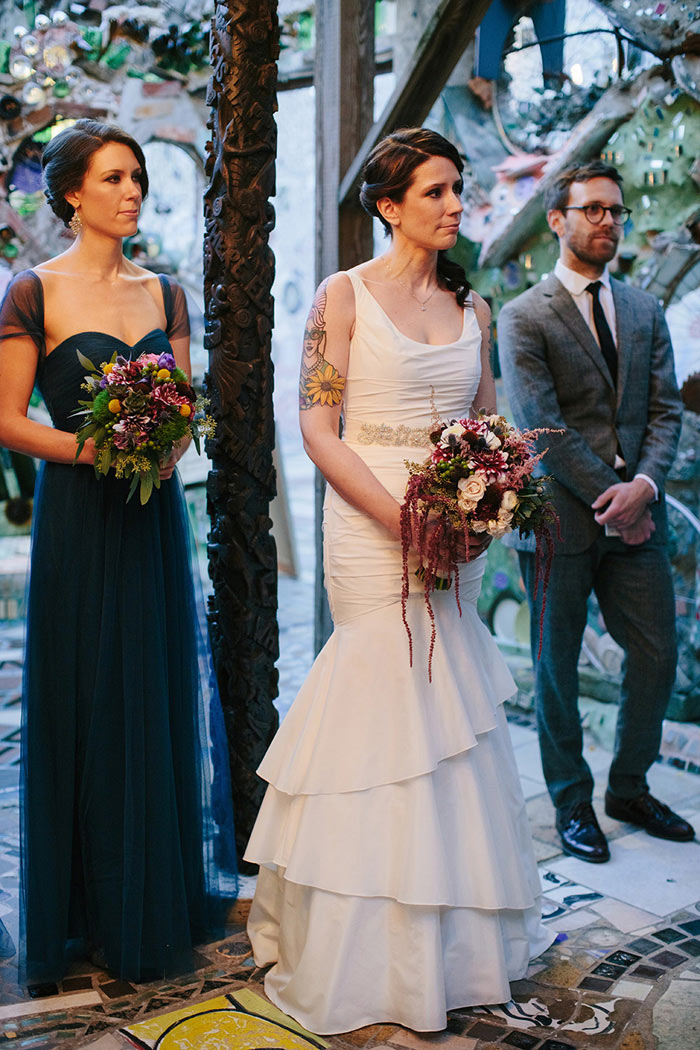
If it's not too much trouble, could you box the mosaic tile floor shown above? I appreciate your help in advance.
[0,570,699,1049]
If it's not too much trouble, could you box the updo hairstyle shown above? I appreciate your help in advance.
[360,128,471,307]
[42,118,149,228]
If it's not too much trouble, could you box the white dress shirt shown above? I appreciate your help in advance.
[554,259,616,344]
[553,259,658,501]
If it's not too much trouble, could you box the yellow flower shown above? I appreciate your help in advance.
[157,368,171,380]
[179,404,192,417]
[304,364,345,406]
[103,362,114,374]
[108,398,121,413]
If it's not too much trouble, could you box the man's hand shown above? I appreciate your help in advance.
[592,477,655,531]
[618,508,656,546]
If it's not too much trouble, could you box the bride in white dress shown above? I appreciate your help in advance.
[245,128,555,1034]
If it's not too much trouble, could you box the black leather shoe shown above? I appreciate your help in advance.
[556,801,610,863]
[605,790,696,841]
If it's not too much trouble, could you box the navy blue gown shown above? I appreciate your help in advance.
[0,270,236,983]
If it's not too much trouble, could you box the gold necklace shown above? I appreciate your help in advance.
[386,265,439,312]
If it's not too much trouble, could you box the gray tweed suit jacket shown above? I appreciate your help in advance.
[498,273,682,554]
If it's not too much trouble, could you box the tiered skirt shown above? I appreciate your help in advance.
[245,449,555,1034]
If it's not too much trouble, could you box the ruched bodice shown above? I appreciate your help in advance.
[245,266,554,1034]
[342,271,482,442]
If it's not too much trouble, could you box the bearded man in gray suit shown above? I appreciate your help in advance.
[498,160,695,863]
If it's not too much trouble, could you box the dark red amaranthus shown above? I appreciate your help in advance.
[399,412,562,680]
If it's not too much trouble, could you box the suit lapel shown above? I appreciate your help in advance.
[611,277,633,408]
[543,274,615,391]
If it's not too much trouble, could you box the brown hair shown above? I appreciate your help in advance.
[544,159,624,213]
[360,128,471,307]
[42,118,149,227]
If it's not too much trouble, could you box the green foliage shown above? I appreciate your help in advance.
[153,417,189,446]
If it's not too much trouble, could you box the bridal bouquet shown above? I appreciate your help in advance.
[73,349,215,505]
[400,412,559,677]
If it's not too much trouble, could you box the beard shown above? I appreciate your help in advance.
[567,226,619,267]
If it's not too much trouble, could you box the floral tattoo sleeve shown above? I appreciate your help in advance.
[299,280,346,410]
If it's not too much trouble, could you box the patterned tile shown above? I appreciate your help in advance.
[678,938,700,957]
[61,977,93,992]
[98,979,137,1000]
[464,1021,506,1040]
[591,962,626,979]
[613,979,654,1001]
[579,976,614,991]
[652,927,686,944]
[26,984,59,999]
[504,1034,540,1049]
[649,950,689,968]
[630,964,666,980]
[606,951,642,968]
[627,937,663,955]
[679,919,700,936]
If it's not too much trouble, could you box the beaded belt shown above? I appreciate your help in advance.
[353,422,432,449]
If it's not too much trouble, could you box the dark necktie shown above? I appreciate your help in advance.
[586,281,617,385]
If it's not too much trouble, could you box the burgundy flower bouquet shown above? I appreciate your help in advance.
[73,349,215,504]
[400,412,560,677]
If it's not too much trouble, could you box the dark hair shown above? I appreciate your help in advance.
[360,127,471,308]
[42,118,149,227]
[544,160,624,213]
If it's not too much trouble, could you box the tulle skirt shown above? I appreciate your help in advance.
[21,462,237,983]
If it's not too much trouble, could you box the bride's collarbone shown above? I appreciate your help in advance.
[363,283,465,345]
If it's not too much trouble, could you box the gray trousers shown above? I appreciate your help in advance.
[518,535,677,811]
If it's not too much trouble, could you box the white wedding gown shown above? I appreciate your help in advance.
[245,271,555,1034]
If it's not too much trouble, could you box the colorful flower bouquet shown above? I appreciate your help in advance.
[73,349,215,504]
[400,412,560,677]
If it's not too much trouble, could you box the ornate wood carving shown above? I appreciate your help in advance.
[204,0,280,864]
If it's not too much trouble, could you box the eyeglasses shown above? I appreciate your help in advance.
[562,204,632,226]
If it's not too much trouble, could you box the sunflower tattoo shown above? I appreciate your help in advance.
[299,280,346,410]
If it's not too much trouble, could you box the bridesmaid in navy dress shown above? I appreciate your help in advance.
[0,120,235,983]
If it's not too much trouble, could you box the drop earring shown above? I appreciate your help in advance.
[69,207,82,237]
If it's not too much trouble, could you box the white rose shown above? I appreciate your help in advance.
[501,489,518,512]
[440,422,466,444]
[458,474,487,503]
[484,430,502,450]
[487,519,509,538]
[457,492,478,513]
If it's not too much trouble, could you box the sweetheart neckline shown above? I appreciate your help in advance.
[45,328,167,359]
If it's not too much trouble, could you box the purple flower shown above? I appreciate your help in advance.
[158,352,176,371]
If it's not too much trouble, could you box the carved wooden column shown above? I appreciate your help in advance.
[204,0,280,863]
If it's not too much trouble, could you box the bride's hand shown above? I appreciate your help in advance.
[411,516,491,578]
[453,531,492,564]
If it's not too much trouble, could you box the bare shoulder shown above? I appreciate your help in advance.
[470,289,491,328]
[312,271,355,328]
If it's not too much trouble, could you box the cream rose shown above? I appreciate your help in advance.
[458,474,487,503]
[501,489,518,512]
[487,519,510,538]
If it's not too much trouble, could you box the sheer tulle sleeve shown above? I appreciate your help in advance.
[159,274,191,342]
[0,270,45,357]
